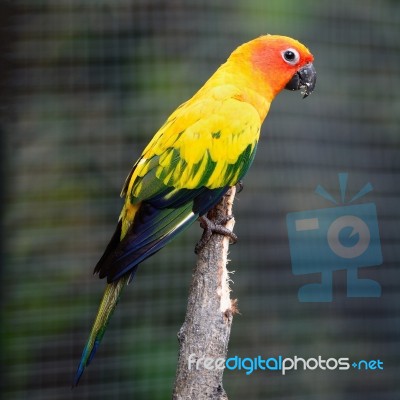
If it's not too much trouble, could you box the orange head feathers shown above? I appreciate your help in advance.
[228,35,316,100]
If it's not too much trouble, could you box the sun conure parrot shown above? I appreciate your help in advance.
[73,34,316,385]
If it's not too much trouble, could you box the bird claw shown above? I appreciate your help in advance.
[195,215,238,254]
[235,180,244,193]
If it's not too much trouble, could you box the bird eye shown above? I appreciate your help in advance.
[282,48,300,65]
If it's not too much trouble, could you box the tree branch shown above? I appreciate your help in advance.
[173,186,237,400]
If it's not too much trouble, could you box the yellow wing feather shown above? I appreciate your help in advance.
[124,89,262,200]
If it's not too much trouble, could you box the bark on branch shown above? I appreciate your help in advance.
[173,186,237,400]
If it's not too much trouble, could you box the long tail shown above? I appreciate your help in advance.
[73,274,130,386]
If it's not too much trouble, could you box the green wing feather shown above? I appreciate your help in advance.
[74,87,261,385]
[95,93,261,282]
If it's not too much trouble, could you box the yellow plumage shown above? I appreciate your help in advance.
[74,34,315,385]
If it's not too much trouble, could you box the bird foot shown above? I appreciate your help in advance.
[235,180,244,193]
[195,215,237,254]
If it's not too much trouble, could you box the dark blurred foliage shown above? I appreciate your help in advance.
[2,1,400,399]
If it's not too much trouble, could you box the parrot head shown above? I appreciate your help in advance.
[237,34,316,100]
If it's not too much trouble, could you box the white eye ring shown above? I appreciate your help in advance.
[281,48,300,65]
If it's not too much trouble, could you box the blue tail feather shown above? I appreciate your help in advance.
[73,275,130,386]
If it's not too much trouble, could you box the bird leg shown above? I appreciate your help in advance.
[195,214,238,254]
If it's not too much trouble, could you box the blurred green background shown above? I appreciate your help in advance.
[2,0,400,399]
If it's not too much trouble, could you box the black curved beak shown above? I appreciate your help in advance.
[285,63,316,98]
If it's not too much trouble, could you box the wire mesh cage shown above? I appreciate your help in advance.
[2,1,400,399]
